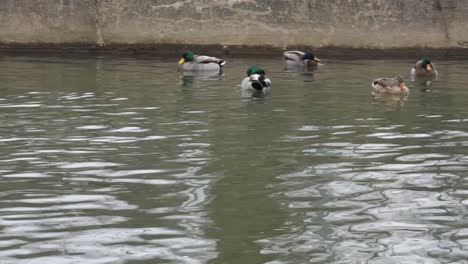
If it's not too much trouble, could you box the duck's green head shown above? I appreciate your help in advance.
[247,66,266,76]
[179,50,195,64]
[421,58,432,71]
[302,52,320,62]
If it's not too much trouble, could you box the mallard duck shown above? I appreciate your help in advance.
[241,66,272,92]
[372,76,410,95]
[410,59,438,78]
[283,51,321,67]
[178,50,226,71]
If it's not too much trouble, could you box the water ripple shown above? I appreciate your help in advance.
[269,109,468,262]
[0,87,217,263]
[3,57,468,263]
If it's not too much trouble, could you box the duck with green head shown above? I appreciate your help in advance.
[410,58,438,79]
[372,76,410,95]
[241,66,272,93]
[178,50,226,71]
[283,50,321,68]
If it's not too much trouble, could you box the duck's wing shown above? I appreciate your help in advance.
[195,55,224,64]
[414,60,423,70]
[373,78,398,87]
[283,51,304,61]
[241,77,251,90]
[284,51,305,56]
[430,63,439,78]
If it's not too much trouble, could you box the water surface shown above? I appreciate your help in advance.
[1,55,468,263]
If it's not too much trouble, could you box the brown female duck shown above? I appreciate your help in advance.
[372,76,410,95]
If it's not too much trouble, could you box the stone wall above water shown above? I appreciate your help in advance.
[1,0,468,48]
[0,0,97,43]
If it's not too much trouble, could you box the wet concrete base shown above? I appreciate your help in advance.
[1,43,468,60]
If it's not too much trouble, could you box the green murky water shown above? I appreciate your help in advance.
[1,55,468,263]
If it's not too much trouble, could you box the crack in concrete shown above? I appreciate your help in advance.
[94,0,104,46]
[434,0,451,41]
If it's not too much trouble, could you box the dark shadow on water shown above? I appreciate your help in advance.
[240,89,270,100]
[284,64,319,82]
[411,77,438,92]
[302,71,315,82]
[284,63,320,72]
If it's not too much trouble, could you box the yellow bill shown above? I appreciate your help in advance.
[426,64,432,71]
[314,57,321,62]
[178,58,185,65]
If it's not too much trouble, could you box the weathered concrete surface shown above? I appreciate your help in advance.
[0,0,97,43]
[1,0,468,48]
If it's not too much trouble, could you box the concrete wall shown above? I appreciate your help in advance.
[0,0,97,43]
[1,0,468,48]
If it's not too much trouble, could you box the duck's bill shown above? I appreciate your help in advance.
[426,64,432,71]
[314,57,321,62]
[178,58,185,65]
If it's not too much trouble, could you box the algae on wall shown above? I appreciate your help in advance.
[1,0,467,48]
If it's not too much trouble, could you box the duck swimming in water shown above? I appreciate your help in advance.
[241,66,272,93]
[283,51,321,68]
[410,59,438,79]
[178,50,226,71]
[372,76,410,95]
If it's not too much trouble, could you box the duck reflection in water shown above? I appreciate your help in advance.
[179,70,224,87]
[240,88,270,99]
[373,93,409,110]
[411,75,437,91]
[412,79,435,92]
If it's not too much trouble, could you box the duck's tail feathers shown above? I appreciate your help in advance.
[371,80,381,89]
